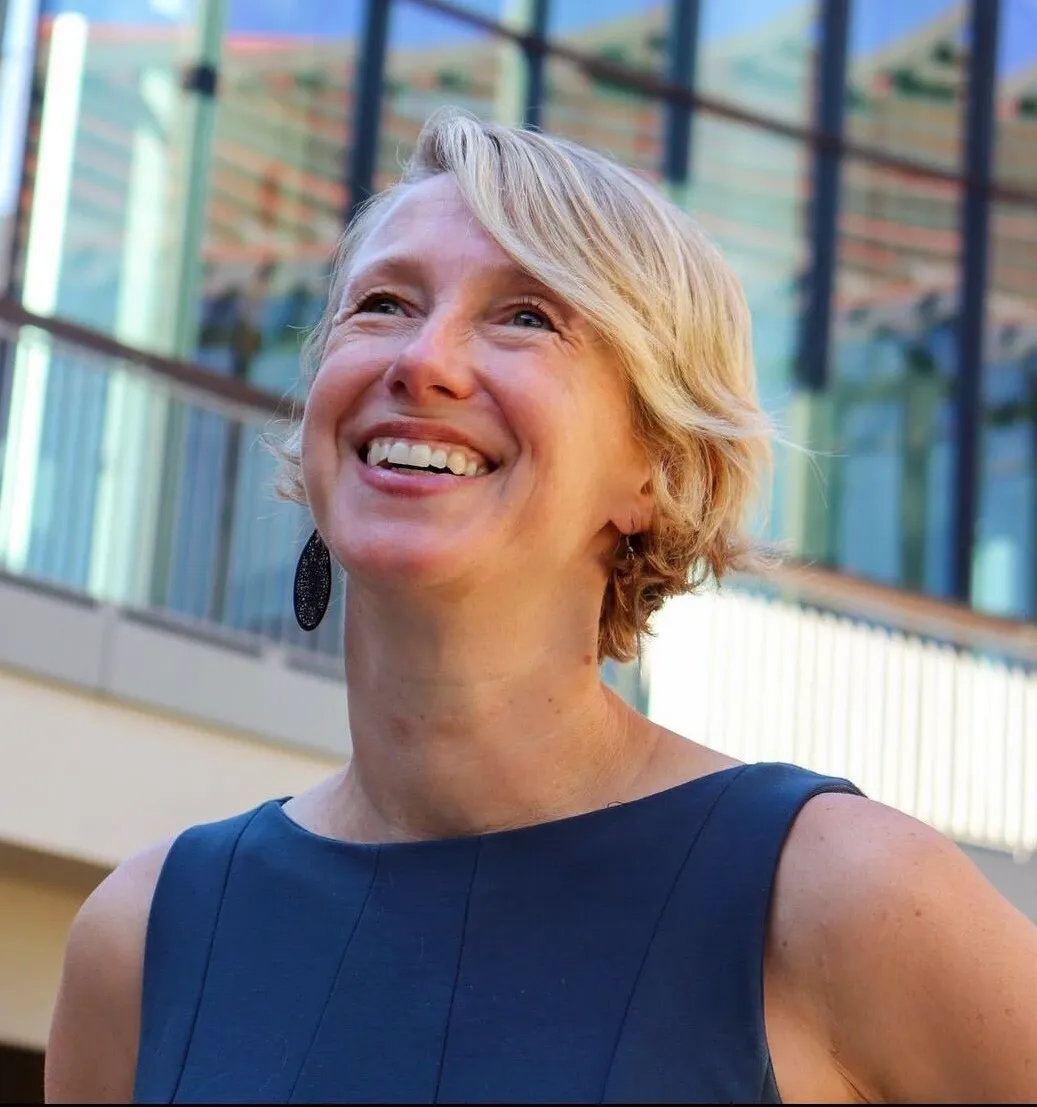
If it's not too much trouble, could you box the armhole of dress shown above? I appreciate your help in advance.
[746,766,863,1104]
[690,763,863,1104]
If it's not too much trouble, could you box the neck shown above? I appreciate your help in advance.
[336,578,654,842]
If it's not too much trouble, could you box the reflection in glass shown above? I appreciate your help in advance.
[200,0,360,393]
[994,0,1037,190]
[697,0,818,125]
[546,0,670,74]
[680,116,811,548]
[541,55,663,177]
[828,159,960,593]
[1,2,206,604]
[15,3,202,350]
[845,0,966,170]
[379,0,523,188]
[975,203,1037,619]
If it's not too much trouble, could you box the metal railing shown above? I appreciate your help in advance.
[649,585,1036,856]
[0,302,346,661]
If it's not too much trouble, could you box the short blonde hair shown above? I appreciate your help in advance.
[279,108,773,662]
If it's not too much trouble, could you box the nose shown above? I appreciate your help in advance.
[383,309,477,402]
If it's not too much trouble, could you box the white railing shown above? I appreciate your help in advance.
[647,586,1037,856]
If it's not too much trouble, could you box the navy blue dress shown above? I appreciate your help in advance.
[134,762,860,1103]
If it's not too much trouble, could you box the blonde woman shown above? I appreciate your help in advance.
[47,111,1037,1104]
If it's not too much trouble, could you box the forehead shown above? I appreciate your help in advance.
[349,174,505,275]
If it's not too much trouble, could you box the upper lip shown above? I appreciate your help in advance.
[354,419,500,465]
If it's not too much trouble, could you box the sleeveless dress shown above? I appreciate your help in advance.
[134,762,861,1103]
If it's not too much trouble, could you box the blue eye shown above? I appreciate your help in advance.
[357,294,404,315]
[512,307,552,329]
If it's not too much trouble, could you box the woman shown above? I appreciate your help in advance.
[46,110,1037,1104]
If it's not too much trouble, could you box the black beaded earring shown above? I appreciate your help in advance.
[293,528,332,631]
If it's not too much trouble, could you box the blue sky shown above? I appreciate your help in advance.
[40,0,1037,75]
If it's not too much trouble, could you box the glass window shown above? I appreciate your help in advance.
[541,54,663,177]
[696,0,820,125]
[994,0,1037,191]
[973,0,1037,620]
[826,159,960,593]
[546,0,671,74]
[679,116,812,549]
[425,0,526,22]
[197,0,365,394]
[845,0,967,172]
[974,203,1037,620]
[379,0,526,187]
[2,0,215,596]
[13,0,209,354]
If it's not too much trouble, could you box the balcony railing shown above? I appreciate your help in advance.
[0,300,346,661]
[1,299,1034,855]
[649,576,1037,856]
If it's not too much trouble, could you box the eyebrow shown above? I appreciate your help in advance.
[341,252,559,303]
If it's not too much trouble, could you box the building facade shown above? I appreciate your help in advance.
[0,0,1035,1097]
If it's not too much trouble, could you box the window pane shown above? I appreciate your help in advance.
[680,116,812,548]
[199,0,363,393]
[546,0,671,74]
[697,0,819,125]
[846,0,966,171]
[974,202,1037,619]
[541,55,663,177]
[994,0,1037,191]
[827,160,961,593]
[14,1,206,354]
[379,0,525,187]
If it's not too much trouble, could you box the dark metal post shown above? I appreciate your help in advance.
[662,0,699,185]
[346,0,392,224]
[796,0,849,392]
[522,0,549,129]
[950,0,1000,602]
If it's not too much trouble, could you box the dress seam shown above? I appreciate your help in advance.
[169,804,267,1102]
[597,765,750,1101]
[285,846,383,1102]
[432,838,483,1103]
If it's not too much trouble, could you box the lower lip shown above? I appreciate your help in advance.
[353,451,486,496]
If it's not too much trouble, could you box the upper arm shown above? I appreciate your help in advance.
[772,794,1037,1104]
[45,840,172,1105]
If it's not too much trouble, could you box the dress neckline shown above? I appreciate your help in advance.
[267,762,749,854]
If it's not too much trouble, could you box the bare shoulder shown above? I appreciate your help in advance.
[770,791,1037,1103]
[44,837,174,1104]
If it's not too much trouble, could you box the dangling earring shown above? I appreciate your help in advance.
[624,534,636,563]
[293,528,332,631]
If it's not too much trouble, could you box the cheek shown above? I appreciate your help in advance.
[299,369,361,506]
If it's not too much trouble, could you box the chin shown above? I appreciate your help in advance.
[331,528,481,591]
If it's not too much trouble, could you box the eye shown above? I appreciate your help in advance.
[355,293,405,316]
[510,303,555,330]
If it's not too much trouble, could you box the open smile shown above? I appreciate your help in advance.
[352,437,498,497]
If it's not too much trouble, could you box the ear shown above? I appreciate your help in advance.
[609,457,655,537]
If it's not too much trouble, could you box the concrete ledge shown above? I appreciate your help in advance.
[0,572,349,757]
[0,666,339,869]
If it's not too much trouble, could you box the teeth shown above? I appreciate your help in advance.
[409,443,432,469]
[387,441,411,465]
[364,437,489,477]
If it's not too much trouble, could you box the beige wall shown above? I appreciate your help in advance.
[0,665,341,871]
[0,572,347,1053]
[0,659,342,1053]
[0,868,84,1052]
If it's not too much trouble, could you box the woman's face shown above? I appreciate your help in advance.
[301,173,653,593]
